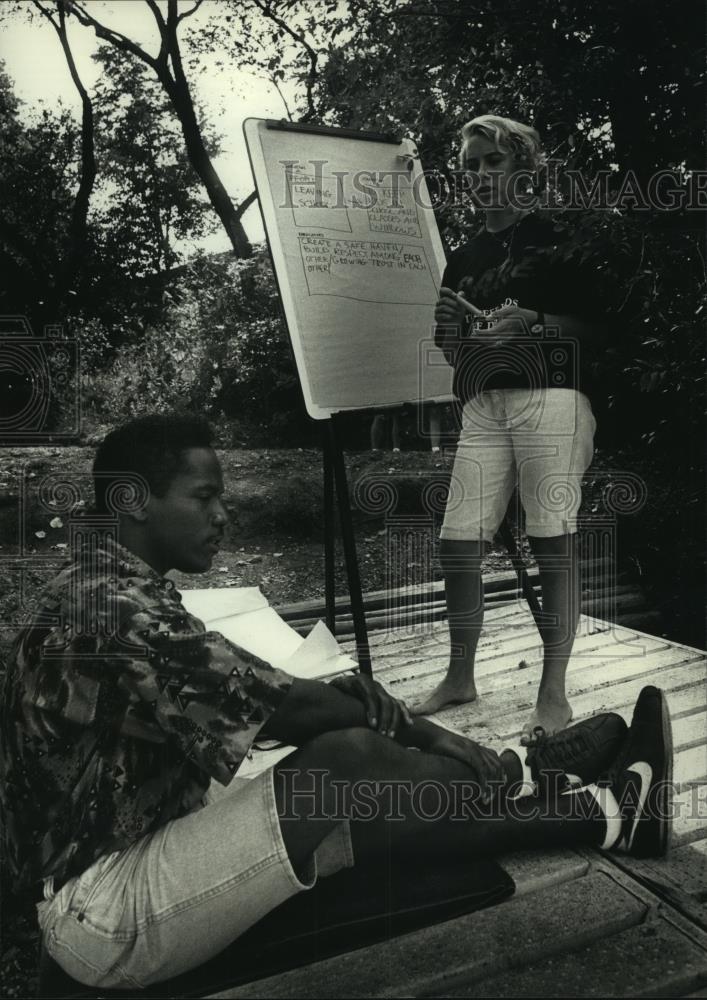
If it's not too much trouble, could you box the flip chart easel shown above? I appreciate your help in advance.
[244,118,453,672]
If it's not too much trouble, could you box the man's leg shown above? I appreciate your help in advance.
[277,683,673,872]
[274,728,609,873]
[41,691,668,990]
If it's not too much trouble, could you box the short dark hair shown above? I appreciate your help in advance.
[92,412,214,514]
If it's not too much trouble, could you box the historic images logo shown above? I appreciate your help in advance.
[0,316,81,445]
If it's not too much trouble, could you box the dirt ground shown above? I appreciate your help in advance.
[0,445,522,634]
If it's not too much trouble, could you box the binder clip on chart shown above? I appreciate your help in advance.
[396,151,420,172]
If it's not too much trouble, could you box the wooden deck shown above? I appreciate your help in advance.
[212,607,707,998]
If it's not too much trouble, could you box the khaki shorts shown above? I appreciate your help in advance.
[38,766,354,990]
[441,389,596,542]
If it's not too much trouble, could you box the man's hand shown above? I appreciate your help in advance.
[426,727,506,801]
[329,673,413,738]
[434,287,485,327]
[475,302,537,345]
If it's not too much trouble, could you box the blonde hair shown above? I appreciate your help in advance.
[460,115,546,172]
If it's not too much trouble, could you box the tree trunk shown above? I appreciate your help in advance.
[160,17,252,258]
[40,3,98,320]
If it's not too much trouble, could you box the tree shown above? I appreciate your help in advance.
[308,0,704,184]
[0,0,97,324]
[0,63,86,324]
[64,0,253,257]
[32,0,97,318]
[92,45,217,277]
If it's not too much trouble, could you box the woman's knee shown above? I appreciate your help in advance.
[439,538,485,572]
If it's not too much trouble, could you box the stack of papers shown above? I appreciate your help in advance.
[179,586,358,780]
[179,586,357,679]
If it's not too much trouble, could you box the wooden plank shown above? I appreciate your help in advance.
[380,626,653,677]
[364,611,666,678]
[346,605,612,660]
[674,711,707,751]
[480,675,707,750]
[275,558,618,620]
[672,785,707,847]
[419,660,707,748]
[672,695,707,721]
[296,583,646,636]
[401,651,705,735]
[676,746,707,792]
[375,626,646,690]
[376,633,640,686]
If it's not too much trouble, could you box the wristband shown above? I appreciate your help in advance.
[530,309,545,336]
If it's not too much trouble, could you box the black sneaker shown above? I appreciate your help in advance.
[522,713,628,792]
[603,686,673,858]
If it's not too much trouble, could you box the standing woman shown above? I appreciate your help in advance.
[414,114,610,739]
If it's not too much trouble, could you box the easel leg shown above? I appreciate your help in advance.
[323,425,336,634]
[327,418,372,675]
[498,514,544,632]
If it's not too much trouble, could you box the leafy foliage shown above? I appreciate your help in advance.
[0,63,82,322]
[81,249,308,445]
[92,46,217,278]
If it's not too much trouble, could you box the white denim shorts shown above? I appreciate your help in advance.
[37,765,354,990]
[441,388,596,542]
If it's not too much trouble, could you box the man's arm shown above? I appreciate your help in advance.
[263,677,474,753]
[263,677,505,794]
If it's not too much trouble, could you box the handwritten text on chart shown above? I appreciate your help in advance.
[298,236,438,304]
[283,167,422,236]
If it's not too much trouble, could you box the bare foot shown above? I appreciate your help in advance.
[520,698,573,743]
[412,678,478,716]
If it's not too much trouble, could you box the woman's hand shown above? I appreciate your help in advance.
[329,673,413,738]
[434,287,485,327]
[475,302,538,345]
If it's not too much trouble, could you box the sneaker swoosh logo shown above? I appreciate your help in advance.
[625,760,652,851]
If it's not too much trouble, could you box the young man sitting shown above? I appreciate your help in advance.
[0,413,673,990]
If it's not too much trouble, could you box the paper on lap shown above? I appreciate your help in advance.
[180,586,356,679]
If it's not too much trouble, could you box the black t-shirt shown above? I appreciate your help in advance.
[435,211,617,404]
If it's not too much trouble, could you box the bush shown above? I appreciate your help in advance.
[78,248,319,446]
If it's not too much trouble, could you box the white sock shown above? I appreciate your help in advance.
[502,746,536,800]
[566,782,623,850]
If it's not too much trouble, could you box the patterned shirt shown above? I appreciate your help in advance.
[0,539,294,893]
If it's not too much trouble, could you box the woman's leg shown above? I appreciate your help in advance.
[524,531,579,736]
[413,393,515,716]
[411,539,485,715]
[513,389,596,738]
